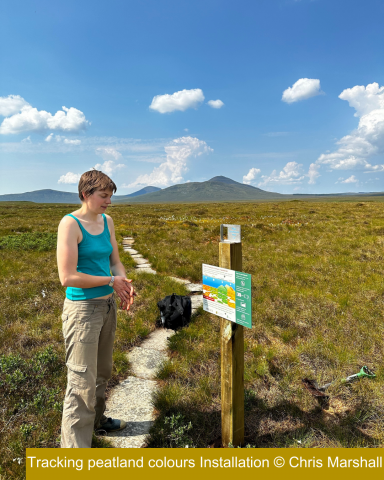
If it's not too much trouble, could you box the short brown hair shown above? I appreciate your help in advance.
[78,170,117,201]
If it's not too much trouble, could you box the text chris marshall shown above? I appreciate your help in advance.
[288,457,383,468]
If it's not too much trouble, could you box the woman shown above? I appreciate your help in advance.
[57,169,135,448]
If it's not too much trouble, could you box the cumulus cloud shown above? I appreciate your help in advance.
[258,162,305,186]
[207,99,224,109]
[93,160,125,177]
[282,78,323,104]
[95,147,122,161]
[58,172,82,184]
[128,136,213,187]
[149,89,204,113]
[0,95,29,116]
[64,138,81,145]
[308,163,320,184]
[21,136,32,144]
[243,168,261,185]
[339,175,358,184]
[0,96,90,135]
[58,161,125,185]
[316,82,384,173]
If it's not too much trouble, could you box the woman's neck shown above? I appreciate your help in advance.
[77,205,100,222]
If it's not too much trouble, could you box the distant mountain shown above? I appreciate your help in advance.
[126,186,161,197]
[0,189,81,204]
[0,186,161,204]
[117,176,286,203]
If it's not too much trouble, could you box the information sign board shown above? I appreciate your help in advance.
[202,264,252,328]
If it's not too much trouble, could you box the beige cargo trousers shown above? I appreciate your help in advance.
[61,295,117,448]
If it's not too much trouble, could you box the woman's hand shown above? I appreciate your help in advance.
[112,276,136,310]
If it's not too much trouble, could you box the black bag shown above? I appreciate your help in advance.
[157,293,192,330]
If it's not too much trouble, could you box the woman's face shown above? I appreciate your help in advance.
[83,189,113,213]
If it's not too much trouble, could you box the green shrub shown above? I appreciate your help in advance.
[0,232,57,251]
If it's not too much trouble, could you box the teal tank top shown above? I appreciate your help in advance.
[65,213,114,301]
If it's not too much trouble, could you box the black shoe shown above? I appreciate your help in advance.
[96,417,127,433]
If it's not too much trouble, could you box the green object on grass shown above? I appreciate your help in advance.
[320,366,376,391]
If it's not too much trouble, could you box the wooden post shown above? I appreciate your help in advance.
[219,242,244,447]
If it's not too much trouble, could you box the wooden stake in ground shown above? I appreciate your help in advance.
[219,242,244,447]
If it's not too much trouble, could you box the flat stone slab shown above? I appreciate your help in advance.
[123,248,138,254]
[136,267,157,274]
[169,276,190,285]
[133,257,149,265]
[123,237,134,240]
[130,253,143,258]
[122,240,135,245]
[185,283,203,293]
[141,329,175,351]
[191,295,203,309]
[104,376,158,448]
[128,347,168,379]
[136,263,152,269]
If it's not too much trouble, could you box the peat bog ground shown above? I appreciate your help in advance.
[0,199,383,477]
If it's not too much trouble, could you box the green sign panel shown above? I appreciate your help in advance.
[202,264,252,329]
[235,271,252,328]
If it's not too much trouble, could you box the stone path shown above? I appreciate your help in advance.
[103,237,203,447]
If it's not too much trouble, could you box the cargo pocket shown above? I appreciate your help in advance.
[66,362,88,389]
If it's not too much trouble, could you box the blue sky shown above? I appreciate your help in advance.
[1,0,384,195]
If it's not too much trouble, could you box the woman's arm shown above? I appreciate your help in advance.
[106,215,136,309]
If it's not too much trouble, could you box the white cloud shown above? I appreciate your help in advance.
[341,175,358,184]
[21,135,31,143]
[243,168,261,185]
[128,136,213,187]
[207,99,224,109]
[58,172,82,184]
[0,95,30,116]
[316,82,384,173]
[282,78,323,104]
[0,98,90,134]
[339,83,384,117]
[308,163,320,184]
[95,147,122,161]
[44,133,80,145]
[93,160,125,177]
[258,161,305,186]
[149,88,204,113]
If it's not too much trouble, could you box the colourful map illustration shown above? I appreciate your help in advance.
[203,282,236,308]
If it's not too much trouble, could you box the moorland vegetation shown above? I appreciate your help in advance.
[0,199,383,477]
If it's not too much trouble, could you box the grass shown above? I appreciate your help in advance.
[0,199,383,476]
